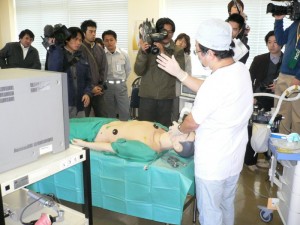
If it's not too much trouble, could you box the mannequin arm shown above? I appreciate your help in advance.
[71,139,115,153]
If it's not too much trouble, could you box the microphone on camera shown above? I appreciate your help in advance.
[44,25,54,38]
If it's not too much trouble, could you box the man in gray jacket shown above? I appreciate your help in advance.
[134,17,185,127]
[0,29,41,69]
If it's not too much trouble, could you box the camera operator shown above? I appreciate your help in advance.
[43,24,71,70]
[43,24,55,70]
[134,17,185,127]
[273,14,300,134]
[47,27,92,118]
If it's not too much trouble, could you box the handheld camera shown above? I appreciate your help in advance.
[267,0,300,20]
[140,18,168,54]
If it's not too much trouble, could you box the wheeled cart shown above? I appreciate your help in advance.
[260,135,300,225]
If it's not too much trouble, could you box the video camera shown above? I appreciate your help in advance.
[140,18,168,54]
[256,82,274,93]
[41,24,71,50]
[267,0,300,20]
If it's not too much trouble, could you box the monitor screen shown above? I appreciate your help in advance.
[180,75,207,98]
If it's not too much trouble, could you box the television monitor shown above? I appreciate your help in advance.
[0,68,69,173]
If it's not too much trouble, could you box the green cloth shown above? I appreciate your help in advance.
[69,117,117,142]
[112,138,160,162]
[69,117,166,162]
[29,118,194,225]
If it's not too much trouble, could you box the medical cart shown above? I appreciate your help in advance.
[260,134,300,225]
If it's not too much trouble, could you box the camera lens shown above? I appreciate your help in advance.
[151,45,160,54]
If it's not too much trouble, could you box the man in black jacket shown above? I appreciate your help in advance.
[245,30,283,171]
[0,29,41,69]
[251,30,283,112]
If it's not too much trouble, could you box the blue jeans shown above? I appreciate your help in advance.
[195,174,239,225]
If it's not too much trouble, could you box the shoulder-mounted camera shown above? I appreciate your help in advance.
[267,0,300,20]
[41,24,71,50]
[140,18,168,54]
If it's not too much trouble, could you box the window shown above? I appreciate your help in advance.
[15,0,128,67]
[163,0,292,75]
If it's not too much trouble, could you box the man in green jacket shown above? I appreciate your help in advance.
[134,17,185,127]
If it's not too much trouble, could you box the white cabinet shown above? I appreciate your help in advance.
[0,145,93,225]
[269,142,300,225]
[276,162,300,225]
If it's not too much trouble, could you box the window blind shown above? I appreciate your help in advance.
[15,0,128,67]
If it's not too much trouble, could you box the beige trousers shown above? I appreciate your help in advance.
[274,73,300,134]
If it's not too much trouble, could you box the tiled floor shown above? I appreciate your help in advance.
[64,164,284,225]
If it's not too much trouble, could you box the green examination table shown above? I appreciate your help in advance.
[30,118,195,225]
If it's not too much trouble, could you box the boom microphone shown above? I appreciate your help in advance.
[44,25,54,38]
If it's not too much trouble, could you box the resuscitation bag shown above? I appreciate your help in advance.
[250,123,271,153]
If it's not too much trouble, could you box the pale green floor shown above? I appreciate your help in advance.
[64,164,284,225]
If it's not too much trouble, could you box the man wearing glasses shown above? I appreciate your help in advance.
[134,17,185,127]
[157,19,253,225]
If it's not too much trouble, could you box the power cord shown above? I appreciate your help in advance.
[20,196,44,225]
[19,191,63,225]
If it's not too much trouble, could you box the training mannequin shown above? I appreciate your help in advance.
[71,120,195,157]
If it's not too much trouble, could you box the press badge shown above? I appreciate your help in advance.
[288,48,300,69]
[116,64,122,72]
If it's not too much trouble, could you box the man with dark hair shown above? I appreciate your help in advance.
[157,18,253,225]
[47,27,92,118]
[251,31,283,112]
[226,13,250,63]
[80,19,108,117]
[134,17,185,127]
[102,30,131,121]
[0,29,41,69]
[227,14,244,39]
[245,30,283,171]
[227,0,250,36]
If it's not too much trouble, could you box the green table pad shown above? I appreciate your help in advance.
[29,150,195,225]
